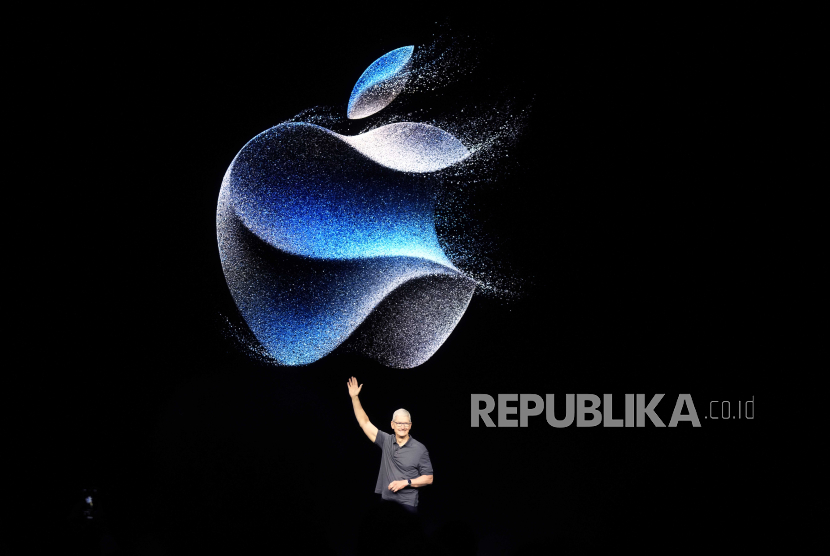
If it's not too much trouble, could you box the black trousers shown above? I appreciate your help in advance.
[400,503,417,514]
[379,498,418,514]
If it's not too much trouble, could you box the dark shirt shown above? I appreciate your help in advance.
[374,430,433,507]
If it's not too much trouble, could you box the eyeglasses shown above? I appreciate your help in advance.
[393,422,412,428]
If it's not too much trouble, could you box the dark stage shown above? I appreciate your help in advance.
[39,10,765,555]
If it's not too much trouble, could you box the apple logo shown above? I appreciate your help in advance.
[217,46,479,368]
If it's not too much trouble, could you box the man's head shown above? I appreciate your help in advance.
[391,408,412,439]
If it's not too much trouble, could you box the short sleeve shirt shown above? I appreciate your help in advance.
[374,430,433,507]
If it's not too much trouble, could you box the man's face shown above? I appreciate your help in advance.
[391,418,412,439]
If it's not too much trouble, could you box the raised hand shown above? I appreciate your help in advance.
[347,376,363,398]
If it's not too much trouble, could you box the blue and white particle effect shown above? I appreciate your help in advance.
[217,41,525,367]
[347,46,414,120]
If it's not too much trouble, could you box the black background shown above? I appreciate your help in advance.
[41,9,766,555]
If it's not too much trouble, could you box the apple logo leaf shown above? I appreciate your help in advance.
[347,46,414,119]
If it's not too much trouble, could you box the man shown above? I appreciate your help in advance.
[347,376,434,512]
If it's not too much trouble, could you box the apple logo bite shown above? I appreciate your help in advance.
[217,46,478,368]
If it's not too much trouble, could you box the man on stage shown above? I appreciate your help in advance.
[347,376,434,512]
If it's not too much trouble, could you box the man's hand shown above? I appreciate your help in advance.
[349,377,377,442]
[387,480,408,493]
[347,376,363,398]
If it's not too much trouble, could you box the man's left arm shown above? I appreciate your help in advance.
[388,448,434,492]
[388,475,433,492]
[408,475,434,487]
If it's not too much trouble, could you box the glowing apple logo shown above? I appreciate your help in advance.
[217,46,479,368]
